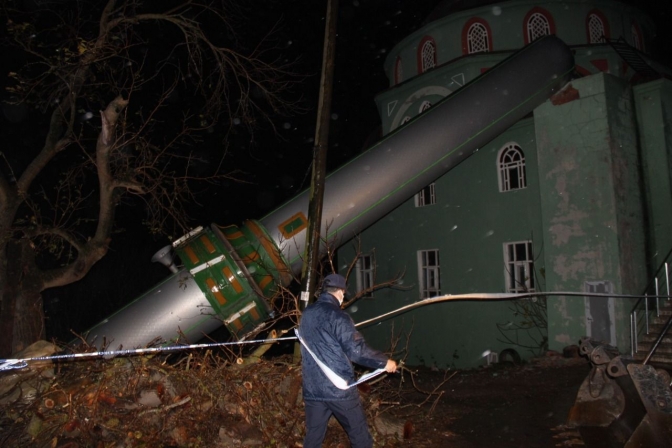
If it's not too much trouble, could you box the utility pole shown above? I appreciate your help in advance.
[296,0,339,338]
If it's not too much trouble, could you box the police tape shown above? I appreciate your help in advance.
[0,336,298,372]
[1,291,665,372]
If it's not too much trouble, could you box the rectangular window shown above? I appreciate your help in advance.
[415,183,436,207]
[504,241,535,292]
[356,254,374,298]
[418,249,441,298]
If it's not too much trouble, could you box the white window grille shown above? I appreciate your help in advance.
[415,183,436,207]
[467,22,490,53]
[527,13,551,42]
[588,14,606,43]
[400,116,411,126]
[631,24,642,51]
[418,249,441,298]
[504,241,535,292]
[356,254,374,298]
[420,39,436,72]
[498,143,527,192]
[394,57,404,84]
[419,100,432,113]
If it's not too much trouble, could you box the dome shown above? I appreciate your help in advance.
[423,0,647,26]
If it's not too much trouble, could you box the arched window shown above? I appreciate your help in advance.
[417,36,437,73]
[498,143,527,192]
[586,10,609,43]
[400,116,411,126]
[394,56,403,85]
[631,22,643,51]
[419,100,432,113]
[462,18,492,54]
[523,8,556,44]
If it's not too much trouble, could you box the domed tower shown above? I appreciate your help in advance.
[339,0,672,369]
[377,0,661,135]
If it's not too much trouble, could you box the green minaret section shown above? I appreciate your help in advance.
[534,73,647,352]
[172,225,277,338]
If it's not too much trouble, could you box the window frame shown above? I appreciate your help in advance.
[497,142,527,192]
[503,241,535,293]
[415,183,436,207]
[355,254,375,298]
[418,100,432,113]
[462,17,492,55]
[523,7,556,45]
[586,10,610,44]
[631,22,643,51]
[394,56,403,85]
[418,249,441,298]
[417,36,437,74]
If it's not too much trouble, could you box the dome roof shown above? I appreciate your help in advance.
[422,0,644,26]
[423,0,501,25]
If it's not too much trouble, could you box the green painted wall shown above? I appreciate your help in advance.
[376,53,501,134]
[376,0,664,137]
[633,79,672,269]
[343,73,658,367]
[340,119,549,369]
[335,1,671,368]
[534,73,646,353]
[384,0,654,89]
[375,43,648,136]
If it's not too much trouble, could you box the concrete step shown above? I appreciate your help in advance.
[636,343,672,355]
[633,310,671,327]
[638,333,672,344]
[652,307,672,323]
[635,326,672,360]
[644,322,672,334]
[632,352,672,370]
[643,300,672,313]
[632,299,672,368]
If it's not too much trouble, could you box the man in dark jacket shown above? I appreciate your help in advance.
[299,273,397,448]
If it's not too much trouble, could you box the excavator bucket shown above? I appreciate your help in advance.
[567,338,672,447]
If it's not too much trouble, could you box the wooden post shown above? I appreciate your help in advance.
[295,0,339,361]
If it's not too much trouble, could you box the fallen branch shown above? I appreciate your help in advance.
[138,396,192,416]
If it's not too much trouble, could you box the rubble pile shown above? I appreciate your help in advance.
[0,342,411,447]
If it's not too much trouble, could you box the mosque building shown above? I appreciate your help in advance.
[338,0,672,369]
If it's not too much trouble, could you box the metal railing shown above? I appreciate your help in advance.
[630,247,672,357]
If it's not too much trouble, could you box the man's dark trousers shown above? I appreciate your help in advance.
[304,397,373,448]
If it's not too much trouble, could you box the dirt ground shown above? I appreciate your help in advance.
[0,344,591,447]
[384,356,590,448]
[319,355,591,448]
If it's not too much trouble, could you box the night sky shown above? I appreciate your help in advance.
[2,0,672,340]
[15,0,440,339]
[204,0,672,223]
[205,0,442,223]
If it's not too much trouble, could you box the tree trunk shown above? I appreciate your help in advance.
[0,241,45,357]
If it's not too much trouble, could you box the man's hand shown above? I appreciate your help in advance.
[385,359,397,373]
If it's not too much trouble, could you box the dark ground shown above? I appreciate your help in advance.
[324,355,591,447]
[397,357,590,447]
[0,347,591,447]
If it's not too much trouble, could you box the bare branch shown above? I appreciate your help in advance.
[0,0,302,351]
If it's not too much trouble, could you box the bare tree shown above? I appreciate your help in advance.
[0,0,299,355]
[339,238,409,308]
[497,244,548,356]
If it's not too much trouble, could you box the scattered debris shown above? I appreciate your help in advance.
[1,341,592,447]
[0,342,414,447]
